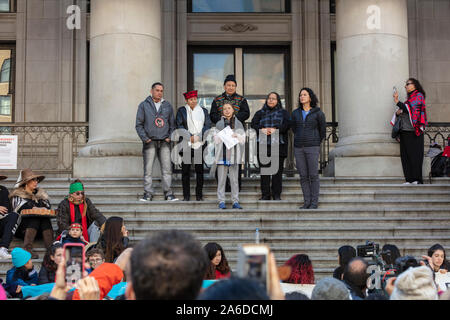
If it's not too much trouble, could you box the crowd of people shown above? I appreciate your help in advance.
[0,75,439,302]
[0,228,448,301]
[136,74,328,209]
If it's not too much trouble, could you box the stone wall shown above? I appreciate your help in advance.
[408,0,450,122]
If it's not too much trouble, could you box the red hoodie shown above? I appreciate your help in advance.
[72,263,124,300]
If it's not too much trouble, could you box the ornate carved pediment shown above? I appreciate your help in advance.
[220,23,258,33]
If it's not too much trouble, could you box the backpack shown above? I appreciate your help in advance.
[430,152,450,177]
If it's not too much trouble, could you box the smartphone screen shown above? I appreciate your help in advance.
[237,245,269,289]
[64,244,85,287]
[244,254,267,287]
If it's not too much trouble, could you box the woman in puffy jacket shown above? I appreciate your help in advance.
[291,88,326,209]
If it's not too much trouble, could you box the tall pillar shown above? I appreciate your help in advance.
[74,0,161,177]
[326,0,429,177]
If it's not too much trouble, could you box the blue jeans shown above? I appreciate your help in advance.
[143,140,173,196]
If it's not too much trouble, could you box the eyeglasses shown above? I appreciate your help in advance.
[89,259,103,264]
[405,82,414,86]
[74,191,84,196]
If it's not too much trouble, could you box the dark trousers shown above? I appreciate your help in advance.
[181,150,204,198]
[400,131,424,183]
[16,216,53,239]
[260,156,285,199]
[0,212,19,248]
[294,146,320,206]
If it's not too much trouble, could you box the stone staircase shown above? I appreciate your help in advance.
[1,176,450,282]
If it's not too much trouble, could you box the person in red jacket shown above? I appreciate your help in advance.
[203,242,231,280]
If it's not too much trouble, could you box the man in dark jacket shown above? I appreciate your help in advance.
[342,257,369,300]
[136,82,178,202]
[0,175,19,259]
[210,75,250,191]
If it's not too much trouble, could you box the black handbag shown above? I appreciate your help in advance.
[391,116,402,139]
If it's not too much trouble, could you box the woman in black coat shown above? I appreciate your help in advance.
[251,92,290,200]
[175,90,211,201]
[291,88,326,209]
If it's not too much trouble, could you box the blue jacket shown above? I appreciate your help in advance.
[5,266,39,296]
[291,106,326,148]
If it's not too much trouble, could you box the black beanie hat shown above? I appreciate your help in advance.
[224,74,237,85]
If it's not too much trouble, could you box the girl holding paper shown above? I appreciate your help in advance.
[212,103,245,209]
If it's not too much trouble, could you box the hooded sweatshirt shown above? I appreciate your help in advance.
[135,95,175,142]
[72,263,124,300]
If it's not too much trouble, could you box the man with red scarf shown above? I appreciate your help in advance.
[56,180,106,243]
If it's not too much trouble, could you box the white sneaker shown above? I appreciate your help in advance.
[0,247,11,259]
[403,182,410,185]
[412,181,419,185]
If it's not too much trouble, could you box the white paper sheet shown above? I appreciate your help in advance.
[217,126,239,150]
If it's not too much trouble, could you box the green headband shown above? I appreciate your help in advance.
[69,182,84,194]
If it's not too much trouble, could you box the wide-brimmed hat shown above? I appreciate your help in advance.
[15,168,45,188]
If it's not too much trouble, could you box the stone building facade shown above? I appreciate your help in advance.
[0,0,448,177]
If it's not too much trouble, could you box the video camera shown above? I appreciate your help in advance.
[357,241,425,295]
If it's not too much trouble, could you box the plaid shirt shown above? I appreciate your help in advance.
[405,90,427,136]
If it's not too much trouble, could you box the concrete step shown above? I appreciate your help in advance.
[98,207,450,219]
[120,216,450,228]
[42,190,450,202]
[51,199,450,210]
[1,176,449,188]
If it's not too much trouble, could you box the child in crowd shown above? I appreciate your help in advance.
[213,103,246,209]
[60,223,88,245]
[38,242,64,284]
[85,248,105,274]
[4,247,39,298]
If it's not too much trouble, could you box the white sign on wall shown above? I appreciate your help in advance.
[0,135,18,169]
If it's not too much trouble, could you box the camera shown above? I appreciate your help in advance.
[393,255,421,274]
[358,241,425,295]
[357,241,380,258]
[357,241,396,294]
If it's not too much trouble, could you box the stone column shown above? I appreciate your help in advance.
[327,0,429,177]
[74,0,161,177]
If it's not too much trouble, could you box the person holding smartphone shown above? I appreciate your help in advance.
[393,78,428,184]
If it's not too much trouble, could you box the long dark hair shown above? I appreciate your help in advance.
[203,242,230,275]
[407,78,426,99]
[265,92,283,109]
[101,216,125,263]
[381,244,401,266]
[298,87,319,108]
[428,243,450,270]
[42,242,63,272]
[338,245,356,267]
[283,254,315,284]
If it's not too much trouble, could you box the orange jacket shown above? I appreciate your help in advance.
[72,263,124,300]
